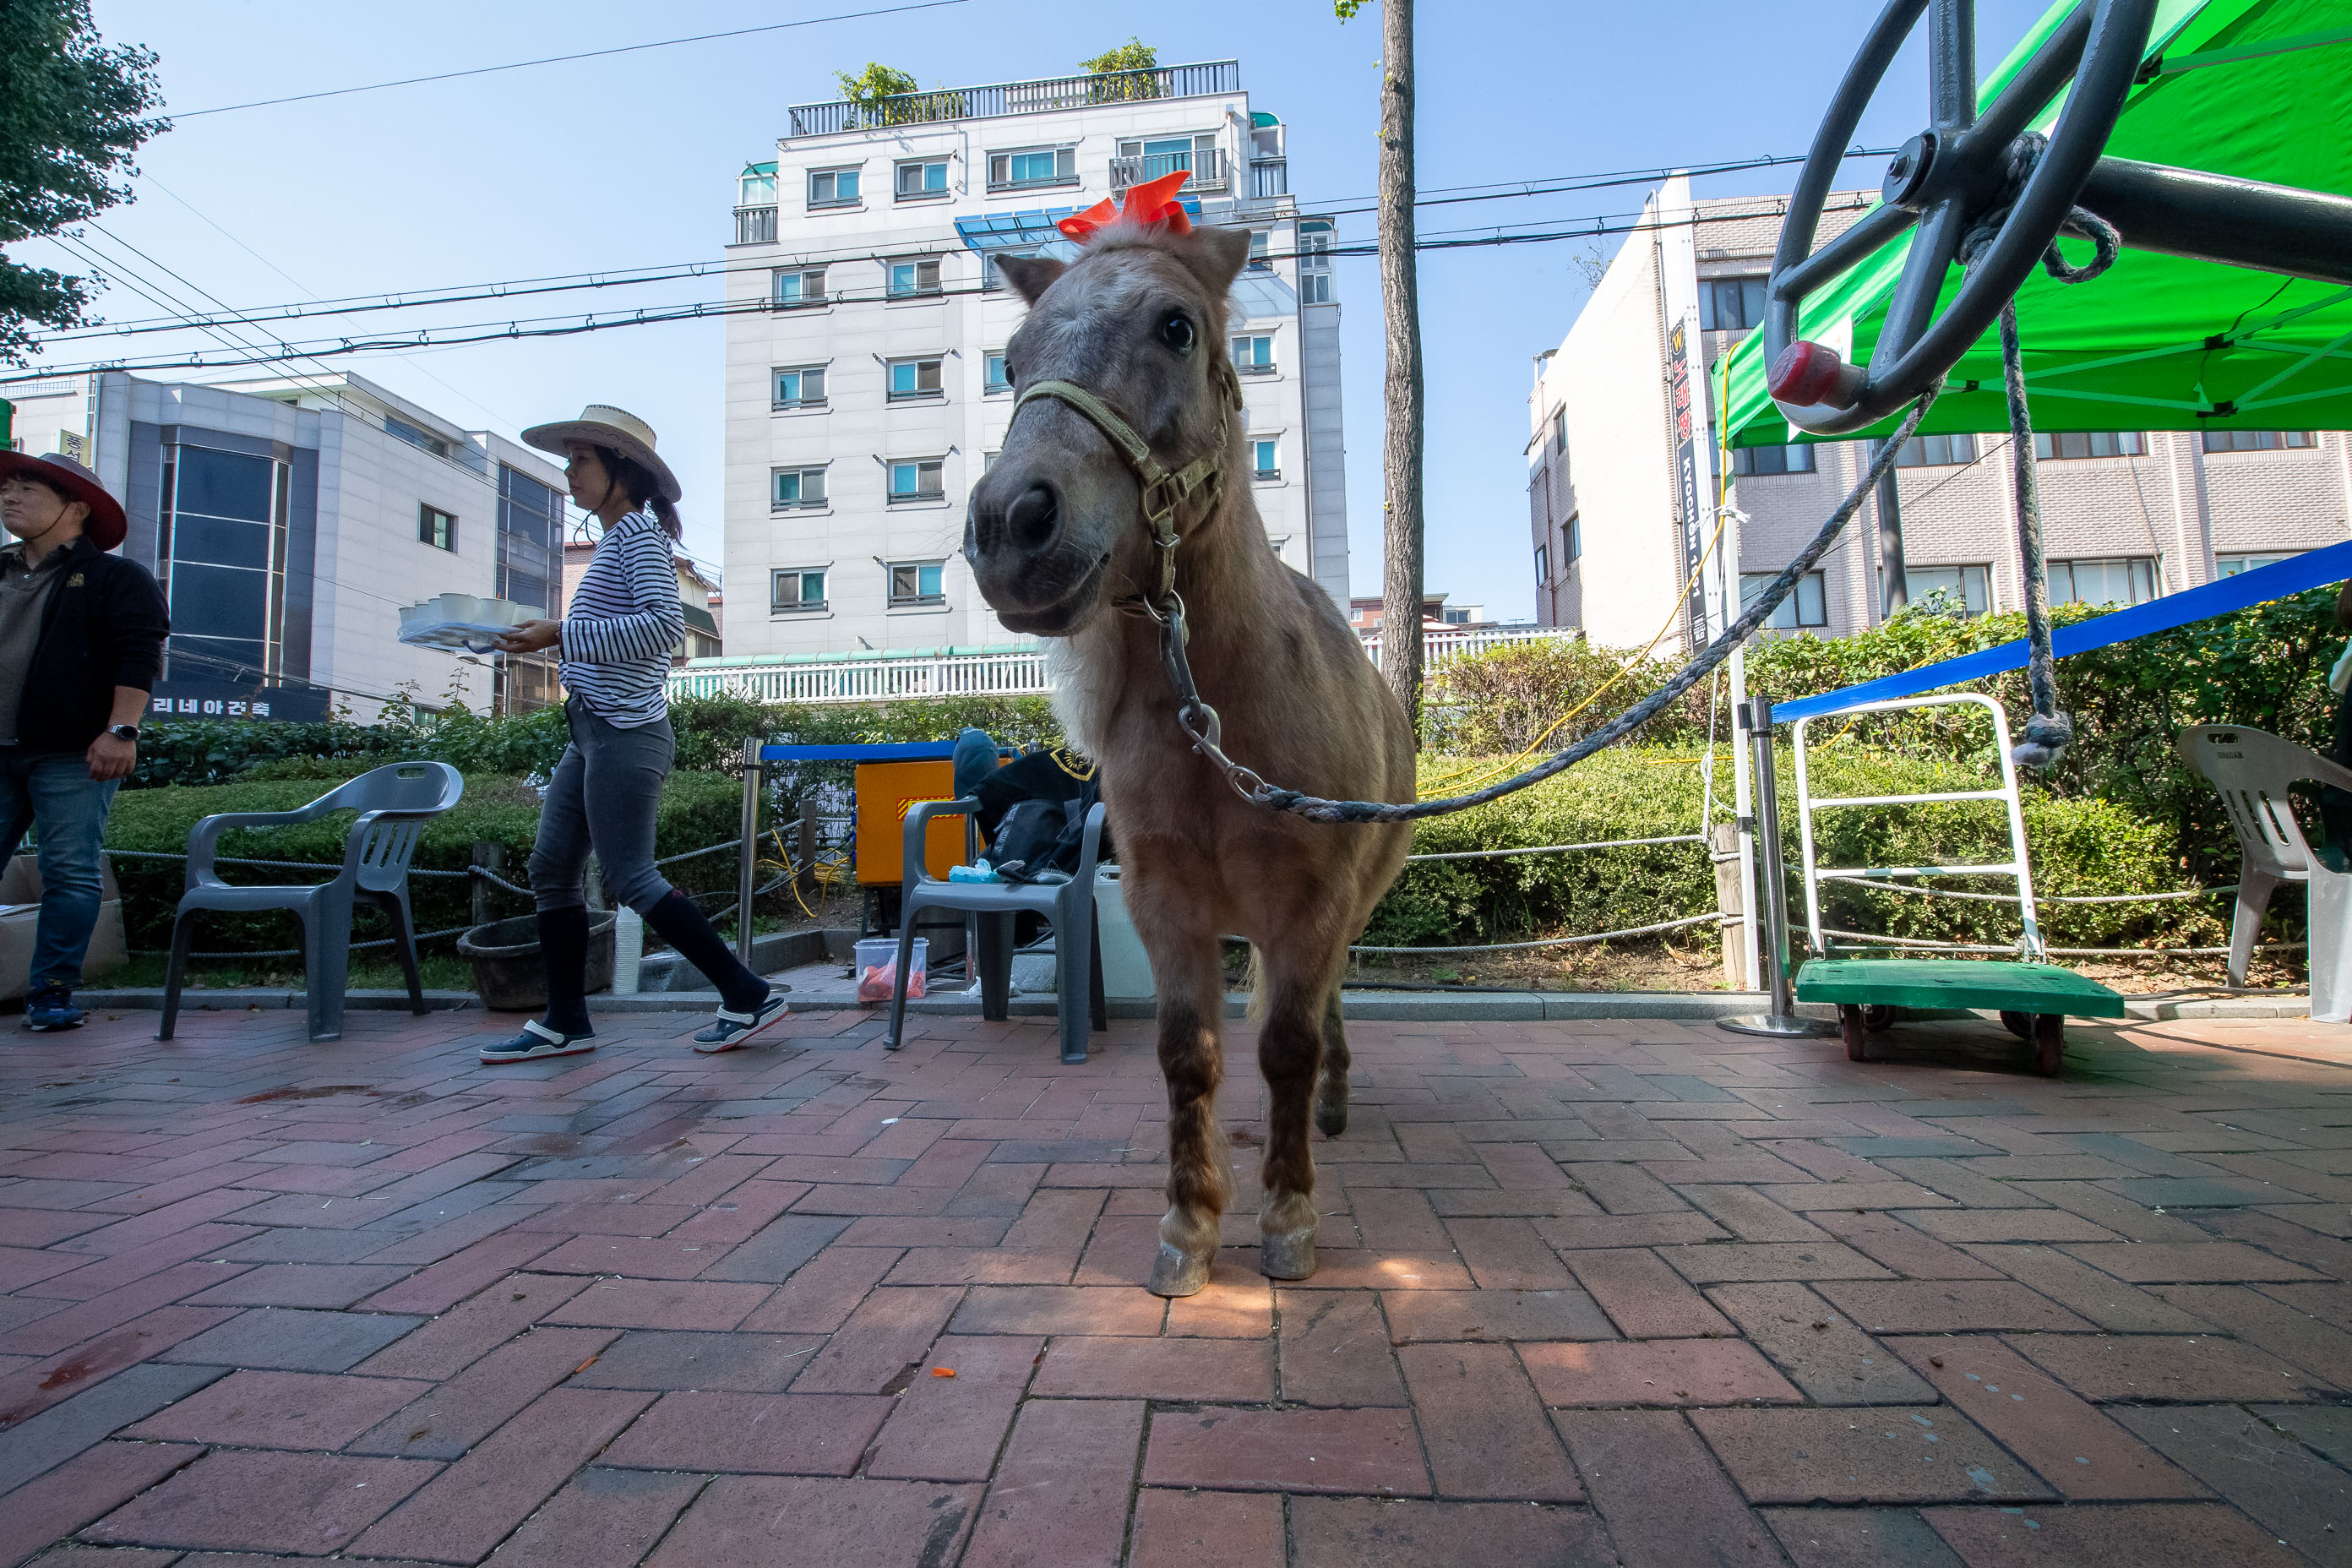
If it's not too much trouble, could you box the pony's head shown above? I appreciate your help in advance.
[965,173,1251,635]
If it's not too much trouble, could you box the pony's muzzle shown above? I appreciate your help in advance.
[967,468,1109,633]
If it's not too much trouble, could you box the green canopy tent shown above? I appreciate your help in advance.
[1719,0,2352,447]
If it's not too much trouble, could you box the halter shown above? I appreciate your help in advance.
[1004,357,1259,797]
[1008,357,1243,610]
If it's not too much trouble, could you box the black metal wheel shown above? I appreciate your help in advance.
[2000,1009,2034,1043]
[2034,1012,2066,1075]
[1763,0,2157,434]
[1862,1004,1897,1032]
[1840,1004,1870,1062]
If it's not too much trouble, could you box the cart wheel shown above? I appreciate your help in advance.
[1840,1004,1870,1062]
[2000,1010,2034,1043]
[2034,1013,2065,1077]
[1862,1004,1897,1032]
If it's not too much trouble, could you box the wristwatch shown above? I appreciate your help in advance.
[106,724,140,743]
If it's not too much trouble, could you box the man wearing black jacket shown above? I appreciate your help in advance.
[0,453,169,1031]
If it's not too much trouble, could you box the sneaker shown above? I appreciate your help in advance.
[479,1019,596,1063]
[22,985,83,1032]
[692,990,788,1054]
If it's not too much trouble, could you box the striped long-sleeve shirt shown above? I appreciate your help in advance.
[558,509,684,727]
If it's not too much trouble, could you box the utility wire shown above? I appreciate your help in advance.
[40,150,1895,346]
[170,0,972,117]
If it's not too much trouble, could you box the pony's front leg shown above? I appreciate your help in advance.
[1255,942,1344,1281]
[1143,920,1231,1298]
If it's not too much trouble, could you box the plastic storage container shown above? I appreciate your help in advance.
[855,936,926,1003]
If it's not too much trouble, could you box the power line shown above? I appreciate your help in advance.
[170,0,972,117]
[41,148,1897,346]
[28,198,1876,378]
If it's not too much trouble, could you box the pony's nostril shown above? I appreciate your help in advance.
[1007,483,1059,551]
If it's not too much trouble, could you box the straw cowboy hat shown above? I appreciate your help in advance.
[0,450,128,552]
[520,404,683,503]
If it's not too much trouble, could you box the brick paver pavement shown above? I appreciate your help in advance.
[1,1003,2349,1565]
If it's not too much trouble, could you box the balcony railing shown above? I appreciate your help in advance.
[1250,158,1288,199]
[733,205,777,245]
[1110,148,1227,193]
[667,624,1577,705]
[787,60,1241,137]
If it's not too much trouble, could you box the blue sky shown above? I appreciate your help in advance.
[39,0,2050,617]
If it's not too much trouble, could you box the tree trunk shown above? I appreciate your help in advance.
[1375,0,1425,732]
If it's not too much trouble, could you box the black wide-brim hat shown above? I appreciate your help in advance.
[0,450,127,551]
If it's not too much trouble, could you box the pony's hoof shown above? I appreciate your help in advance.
[1148,1241,1212,1298]
[1260,1228,1317,1281]
[1314,1095,1348,1138]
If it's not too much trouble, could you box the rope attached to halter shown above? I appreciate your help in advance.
[1957,131,2122,771]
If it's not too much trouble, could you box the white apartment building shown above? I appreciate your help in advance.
[719,58,1348,663]
[0,369,569,721]
[1529,183,2352,649]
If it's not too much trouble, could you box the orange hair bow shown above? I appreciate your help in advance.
[1056,169,1193,242]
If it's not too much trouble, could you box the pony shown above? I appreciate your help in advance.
[965,174,1414,1295]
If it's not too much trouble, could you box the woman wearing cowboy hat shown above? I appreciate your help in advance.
[478,406,784,1062]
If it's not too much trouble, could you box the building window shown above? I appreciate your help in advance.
[888,257,942,298]
[2035,430,2147,459]
[887,357,944,400]
[983,352,1011,395]
[1897,432,1979,466]
[496,465,564,620]
[773,268,825,308]
[159,443,290,684]
[987,146,1076,190]
[1233,335,1275,375]
[980,248,1035,292]
[1250,438,1279,480]
[739,163,776,205]
[1551,406,1567,455]
[771,568,826,612]
[1740,570,1829,629]
[2202,428,2317,453]
[1246,231,1271,272]
[1298,218,1333,303]
[1116,133,1219,188]
[418,504,456,552]
[889,560,946,605]
[384,414,450,460]
[888,459,945,502]
[1699,275,1769,332]
[1534,543,1549,585]
[771,466,827,509]
[1905,564,1991,615]
[895,158,949,199]
[808,166,861,207]
[982,450,999,471]
[772,366,827,409]
[1563,512,1581,563]
[1732,444,1816,476]
[2218,553,2295,576]
[2051,556,2157,607]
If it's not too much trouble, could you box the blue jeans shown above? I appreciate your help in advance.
[0,750,121,991]
[529,698,678,914]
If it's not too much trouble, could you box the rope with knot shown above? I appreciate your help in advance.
[1957,131,2122,771]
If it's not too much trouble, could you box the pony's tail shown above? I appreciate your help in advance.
[1243,943,1268,1026]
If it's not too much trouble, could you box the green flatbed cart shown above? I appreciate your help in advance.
[1796,957,2125,1075]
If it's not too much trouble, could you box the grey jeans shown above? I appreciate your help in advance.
[530,697,676,914]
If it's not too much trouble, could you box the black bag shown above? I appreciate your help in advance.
[991,777,1102,884]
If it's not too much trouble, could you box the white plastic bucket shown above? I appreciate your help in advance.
[856,937,926,1003]
[1093,869,1155,1001]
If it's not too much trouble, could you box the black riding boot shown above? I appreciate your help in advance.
[538,905,593,1034]
[642,890,768,1012]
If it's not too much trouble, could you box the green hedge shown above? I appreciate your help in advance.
[105,770,742,953]
[1369,746,2202,953]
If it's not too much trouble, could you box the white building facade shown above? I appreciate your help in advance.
[1530,186,2352,649]
[0,369,569,721]
[719,58,1348,666]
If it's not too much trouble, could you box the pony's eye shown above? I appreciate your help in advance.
[1157,312,1195,354]
[1002,360,1016,385]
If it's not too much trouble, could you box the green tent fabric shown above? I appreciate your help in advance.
[1719,0,2352,446]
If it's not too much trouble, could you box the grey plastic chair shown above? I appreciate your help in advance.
[885,798,1108,1064]
[2175,725,2352,986]
[159,760,465,1043]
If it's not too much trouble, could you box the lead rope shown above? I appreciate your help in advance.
[1957,131,2121,770]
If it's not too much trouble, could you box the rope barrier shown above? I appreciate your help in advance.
[1816,927,2305,960]
[1350,911,1724,956]
[1818,874,2241,906]
[1406,832,1707,863]
[133,923,476,961]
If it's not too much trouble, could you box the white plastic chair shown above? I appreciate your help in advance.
[2175,725,2352,1016]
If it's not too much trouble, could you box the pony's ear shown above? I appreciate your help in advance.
[1173,226,1252,298]
[995,254,1066,306]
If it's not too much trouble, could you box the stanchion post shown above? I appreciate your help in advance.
[737,738,761,970]
[1720,697,1831,1037]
